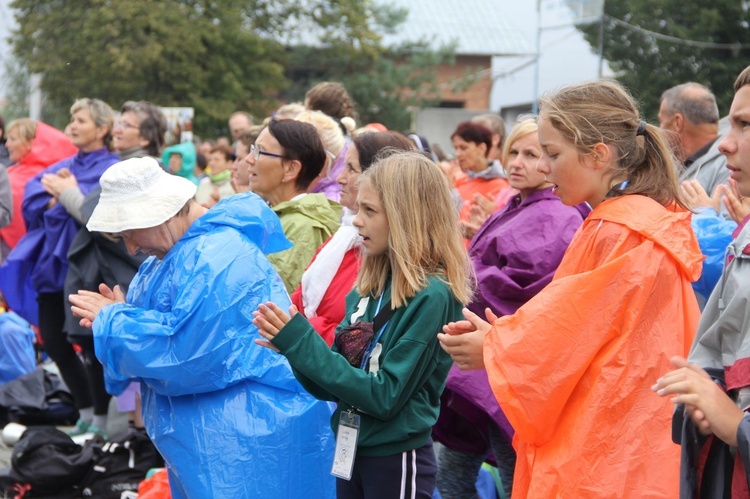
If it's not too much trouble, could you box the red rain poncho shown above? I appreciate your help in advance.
[0,123,76,249]
[484,195,702,498]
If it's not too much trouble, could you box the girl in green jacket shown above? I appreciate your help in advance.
[254,150,473,499]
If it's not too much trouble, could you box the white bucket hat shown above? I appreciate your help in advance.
[87,157,197,233]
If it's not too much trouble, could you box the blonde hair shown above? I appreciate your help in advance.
[70,98,116,151]
[294,110,347,159]
[539,80,686,209]
[356,151,473,307]
[275,102,305,120]
[502,119,538,167]
[735,65,750,92]
[7,118,38,144]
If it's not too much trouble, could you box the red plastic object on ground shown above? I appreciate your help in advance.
[138,468,171,499]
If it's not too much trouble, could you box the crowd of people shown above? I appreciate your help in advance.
[0,67,749,499]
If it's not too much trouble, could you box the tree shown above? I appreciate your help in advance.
[577,0,750,119]
[285,41,458,132]
[10,0,287,135]
[0,54,31,121]
[10,0,457,135]
[279,1,461,131]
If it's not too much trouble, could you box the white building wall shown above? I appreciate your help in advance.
[490,0,612,118]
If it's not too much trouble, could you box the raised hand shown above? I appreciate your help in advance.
[653,356,744,446]
[437,307,496,370]
[252,302,298,351]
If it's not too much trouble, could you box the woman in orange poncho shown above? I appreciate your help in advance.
[438,80,702,498]
[451,121,510,244]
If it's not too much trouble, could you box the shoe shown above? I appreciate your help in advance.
[66,419,92,437]
[67,420,108,441]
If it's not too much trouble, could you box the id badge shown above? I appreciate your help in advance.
[331,410,360,480]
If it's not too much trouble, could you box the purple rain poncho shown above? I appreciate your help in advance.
[0,148,119,323]
[433,187,589,454]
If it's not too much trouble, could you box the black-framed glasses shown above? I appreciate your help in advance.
[250,144,287,161]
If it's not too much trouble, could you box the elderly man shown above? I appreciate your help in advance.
[659,82,729,196]
[228,111,253,141]
[69,157,334,498]
[471,113,506,166]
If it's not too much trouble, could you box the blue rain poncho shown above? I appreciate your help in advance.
[691,207,736,299]
[93,193,335,499]
[0,312,36,385]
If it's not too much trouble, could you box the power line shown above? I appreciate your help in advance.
[607,15,750,51]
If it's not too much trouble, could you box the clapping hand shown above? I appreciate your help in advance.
[253,302,298,352]
[437,307,498,370]
[69,283,126,328]
[653,356,745,447]
[719,179,750,225]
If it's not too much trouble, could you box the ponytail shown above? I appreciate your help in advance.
[539,80,687,210]
[612,122,688,210]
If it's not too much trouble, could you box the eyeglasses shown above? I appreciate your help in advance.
[249,144,287,161]
[114,119,139,130]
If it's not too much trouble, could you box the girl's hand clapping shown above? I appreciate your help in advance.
[253,302,298,352]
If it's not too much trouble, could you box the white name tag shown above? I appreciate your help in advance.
[331,411,360,480]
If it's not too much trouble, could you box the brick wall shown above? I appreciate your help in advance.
[435,55,492,109]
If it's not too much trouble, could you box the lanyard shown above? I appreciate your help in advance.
[359,293,390,370]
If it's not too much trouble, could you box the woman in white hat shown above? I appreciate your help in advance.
[68,157,335,499]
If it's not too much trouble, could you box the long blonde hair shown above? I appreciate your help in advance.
[539,80,686,209]
[356,151,473,307]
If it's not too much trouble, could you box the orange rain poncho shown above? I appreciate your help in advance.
[484,195,703,498]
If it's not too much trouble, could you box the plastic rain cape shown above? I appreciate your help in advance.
[484,195,702,498]
[93,193,335,499]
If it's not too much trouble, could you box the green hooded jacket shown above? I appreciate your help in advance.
[162,142,198,184]
[269,193,342,293]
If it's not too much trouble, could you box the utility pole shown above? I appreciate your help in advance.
[532,0,542,114]
[597,0,606,78]
[29,73,42,120]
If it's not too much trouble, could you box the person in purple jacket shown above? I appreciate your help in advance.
[0,98,120,439]
[433,119,590,498]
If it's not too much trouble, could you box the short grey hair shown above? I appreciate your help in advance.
[471,113,506,148]
[660,82,719,125]
[70,98,116,150]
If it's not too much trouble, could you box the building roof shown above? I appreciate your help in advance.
[382,0,535,56]
[275,0,535,57]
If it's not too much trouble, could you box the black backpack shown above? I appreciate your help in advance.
[7,426,101,498]
[0,368,78,427]
[79,429,164,498]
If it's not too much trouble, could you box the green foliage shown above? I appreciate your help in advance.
[577,0,750,120]
[9,0,457,135]
[10,0,286,135]
[282,1,457,131]
[0,54,30,120]
[285,41,456,132]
